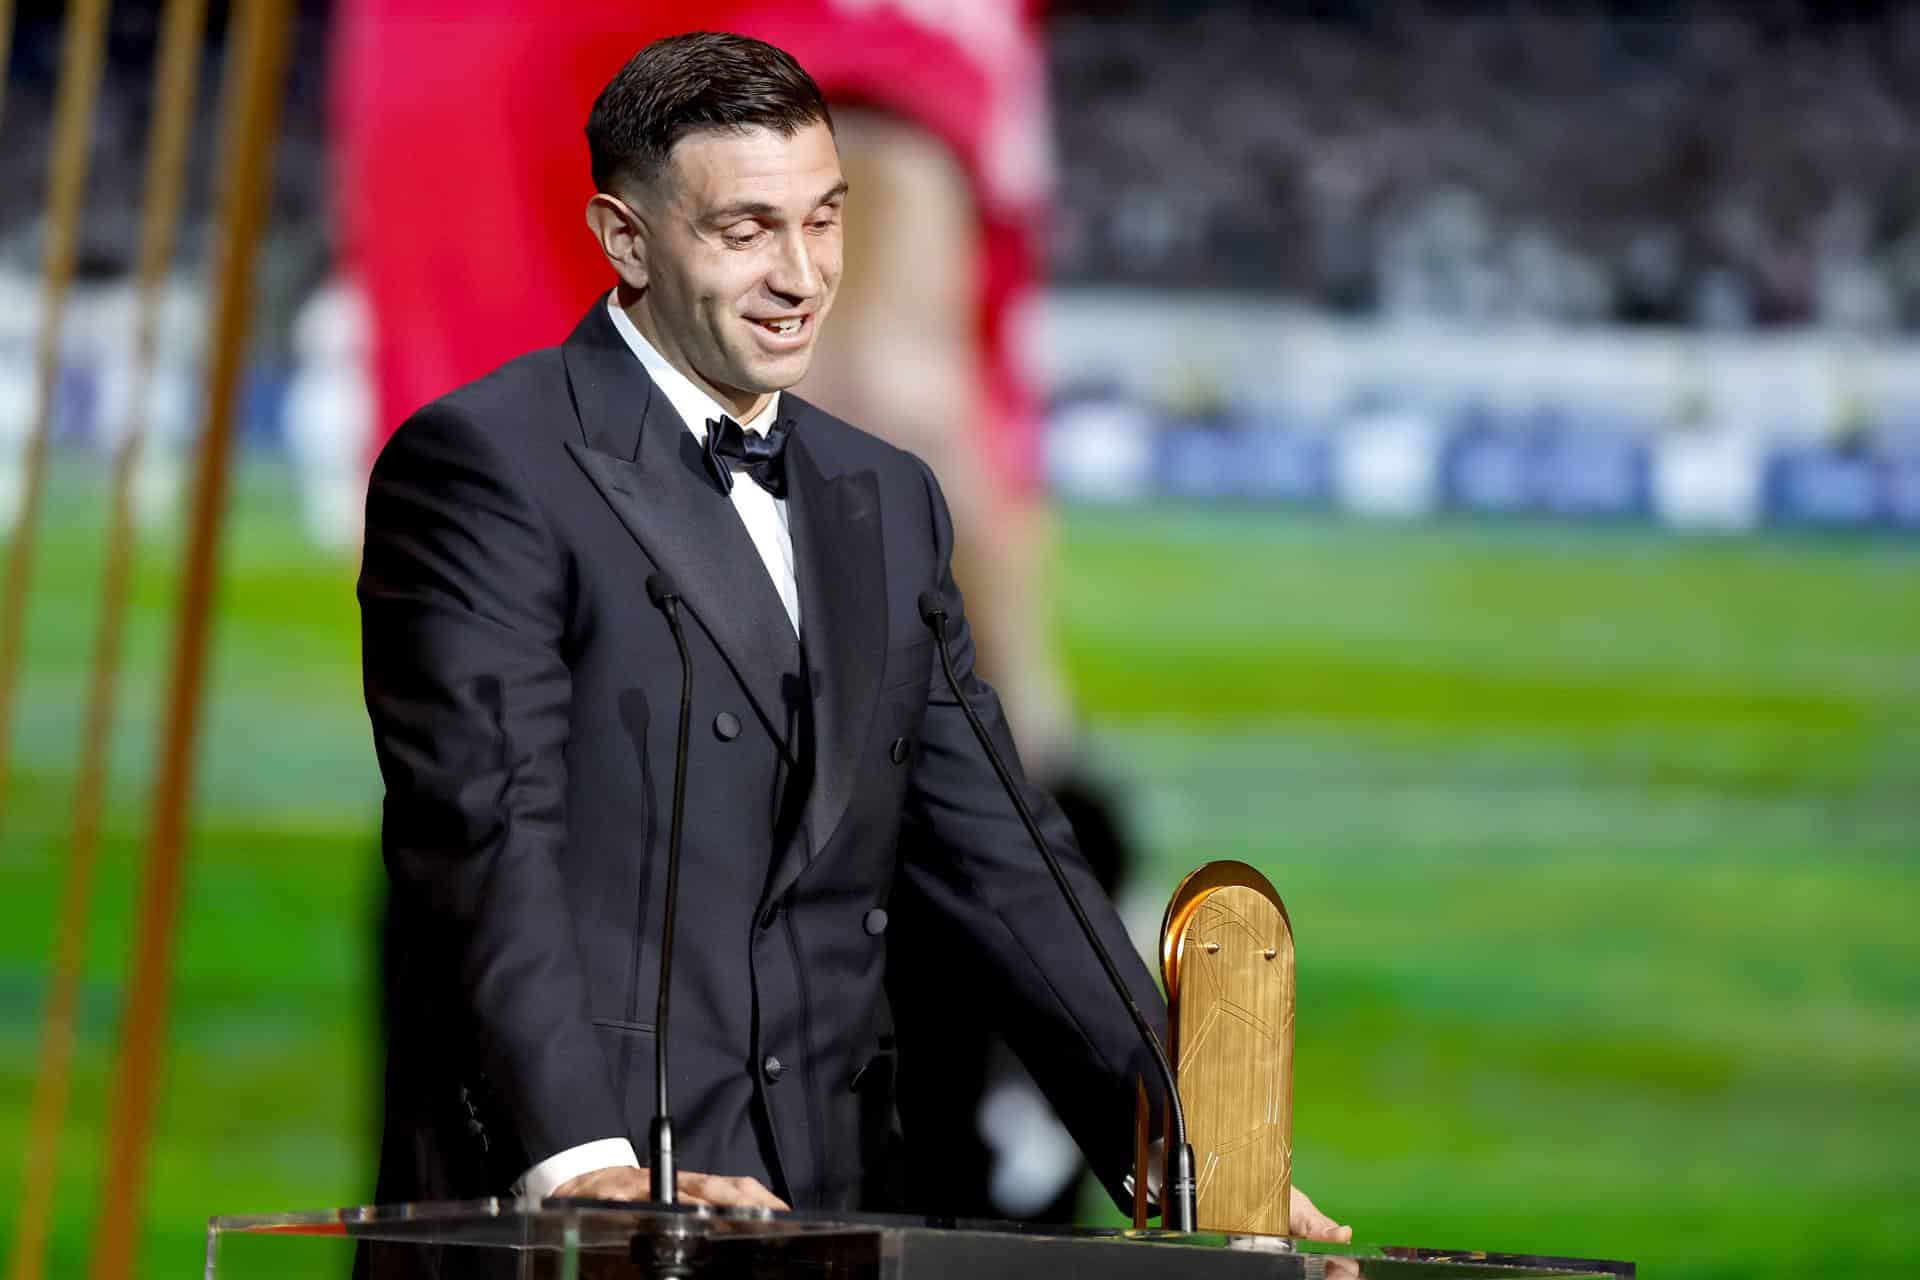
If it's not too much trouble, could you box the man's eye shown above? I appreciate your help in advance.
[723,227,764,247]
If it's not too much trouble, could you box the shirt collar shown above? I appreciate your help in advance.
[606,293,780,441]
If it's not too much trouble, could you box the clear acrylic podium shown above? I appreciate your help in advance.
[206,1199,1635,1279]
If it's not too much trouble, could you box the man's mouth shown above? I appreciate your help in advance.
[752,315,808,337]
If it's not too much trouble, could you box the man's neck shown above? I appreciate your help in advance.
[618,292,770,423]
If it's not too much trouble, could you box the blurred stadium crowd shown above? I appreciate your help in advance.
[1053,2,1920,331]
[2,0,1918,542]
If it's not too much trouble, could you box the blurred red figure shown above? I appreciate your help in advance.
[334,0,1072,765]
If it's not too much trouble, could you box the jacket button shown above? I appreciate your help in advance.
[714,711,741,741]
[762,1054,785,1083]
[863,908,888,936]
[889,737,909,764]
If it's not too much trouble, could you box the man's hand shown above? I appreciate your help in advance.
[549,1165,790,1210]
[1290,1185,1353,1243]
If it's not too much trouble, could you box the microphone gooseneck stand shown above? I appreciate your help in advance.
[915,591,1198,1233]
[642,573,700,1278]
[645,579,706,1280]
[644,572,694,1206]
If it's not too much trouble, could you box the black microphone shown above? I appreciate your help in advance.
[915,590,1198,1232]
[645,571,695,1208]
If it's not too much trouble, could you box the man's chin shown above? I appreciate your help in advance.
[739,351,816,395]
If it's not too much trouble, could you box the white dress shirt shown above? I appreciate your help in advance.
[513,297,802,1204]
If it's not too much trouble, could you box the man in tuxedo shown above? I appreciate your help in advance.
[360,29,1347,1237]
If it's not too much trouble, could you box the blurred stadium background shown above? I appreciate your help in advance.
[2,2,1917,1277]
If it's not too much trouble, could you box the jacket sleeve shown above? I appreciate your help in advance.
[359,403,625,1170]
[894,454,1169,1209]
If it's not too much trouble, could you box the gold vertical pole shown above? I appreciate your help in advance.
[5,4,210,1279]
[0,0,111,824]
[0,0,16,130]
[87,3,293,1277]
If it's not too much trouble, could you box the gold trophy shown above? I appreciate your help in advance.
[1138,861,1295,1235]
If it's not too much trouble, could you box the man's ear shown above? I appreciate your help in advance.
[585,191,650,290]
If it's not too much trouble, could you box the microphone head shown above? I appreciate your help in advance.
[646,572,680,608]
[916,590,948,628]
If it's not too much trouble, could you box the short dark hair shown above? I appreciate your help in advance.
[586,31,833,194]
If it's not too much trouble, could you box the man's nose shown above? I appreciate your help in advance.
[765,229,823,302]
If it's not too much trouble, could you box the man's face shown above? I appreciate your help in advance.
[634,120,845,416]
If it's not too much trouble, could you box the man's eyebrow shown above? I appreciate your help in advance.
[708,181,850,223]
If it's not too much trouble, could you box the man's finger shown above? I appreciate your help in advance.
[551,1167,652,1201]
[677,1173,719,1203]
[1289,1185,1353,1242]
[728,1176,790,1210]
[680,1172,765,1208]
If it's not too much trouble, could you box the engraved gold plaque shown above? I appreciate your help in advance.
[1161,861,1294,1236]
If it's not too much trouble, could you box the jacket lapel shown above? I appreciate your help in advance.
[763,410,887,905]
[561,304,804,758]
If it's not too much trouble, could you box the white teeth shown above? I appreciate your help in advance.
[765,317,802,335]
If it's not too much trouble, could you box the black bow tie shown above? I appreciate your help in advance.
[703,414,794,498]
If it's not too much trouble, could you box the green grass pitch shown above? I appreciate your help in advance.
[2,462,1915,1277]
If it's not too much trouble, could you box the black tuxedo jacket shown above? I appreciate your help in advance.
[359,302,1166,1217]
